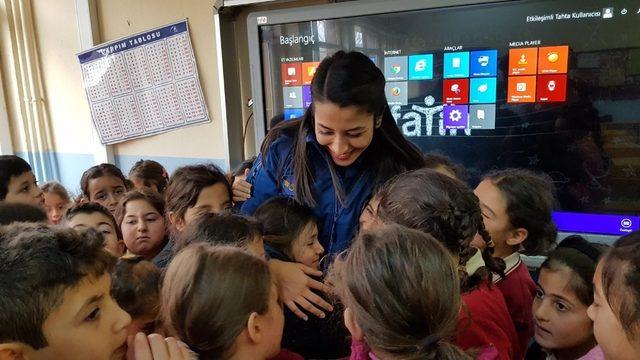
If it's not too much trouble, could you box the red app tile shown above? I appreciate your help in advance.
[537,74,567,102]
[507,76,536,103]
[538,46,569,74]
[443,78,469,104]
[282,63,302,86]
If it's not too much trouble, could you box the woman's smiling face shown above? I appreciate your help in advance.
[314,101,376,167]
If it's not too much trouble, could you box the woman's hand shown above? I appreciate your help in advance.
[269,259,334,321]
[232,169,252,203]
[129,333,196,360]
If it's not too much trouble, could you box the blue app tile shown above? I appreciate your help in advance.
[443,52,470,78]
[470,50,498,77]
[469,77,497,104]
[284,108,304,120]
[408,54,434,80]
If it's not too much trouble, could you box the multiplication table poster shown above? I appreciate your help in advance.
[78,20,210,145]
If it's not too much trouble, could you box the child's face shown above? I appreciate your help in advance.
[88,176,127,214]
[25,274,131,360]
[44,193,69,225]
[474,179,516,258]
[67,212,123,256]
[533,267,595,355]
[4,171,44,207]
[291,222,324,269]
[121,200,166,259]
[359,196,381,232]
[181,183,232,228]
[588,262,639,360]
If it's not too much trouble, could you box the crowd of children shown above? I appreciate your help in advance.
[0,50,639,360]
[0,151,637,360]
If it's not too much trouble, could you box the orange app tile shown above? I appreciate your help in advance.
[302,62,320,85]
[509,48,538,75]
[282,63,302,86]
[507,76,536,103]
[538,45,569,74]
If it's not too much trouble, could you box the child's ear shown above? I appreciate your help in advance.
[344,307,364,341]
[246,312,263,344]
[0,343,27,360]
[168,211,185,232]
[506,228,528,247]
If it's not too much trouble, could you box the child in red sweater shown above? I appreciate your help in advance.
[475,169,557,357]
[372,168,519,359]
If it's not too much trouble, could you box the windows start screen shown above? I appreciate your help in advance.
[279,45,569,130]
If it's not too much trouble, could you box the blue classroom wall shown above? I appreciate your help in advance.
[16,151,227,196]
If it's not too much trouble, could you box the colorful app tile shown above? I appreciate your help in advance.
[443,105,469,129]
[385,82,408,105]
[443,52,470,78]
[508,48,538,75]
[301,62,320,85]
[282,63,302,86]
[283,86,303,108]
[538,46,569,74]
[302,86,312,108]
[284,108,305,121]
[408,54,434,80]
[507,76,536,103]
[384,56,408,81]
[469,104,496,130]
[469,77,497,104]
[537,74,567,102]
[443,79,469,104]
[470,50,498,77]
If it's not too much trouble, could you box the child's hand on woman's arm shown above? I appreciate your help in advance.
[269,259,333,321]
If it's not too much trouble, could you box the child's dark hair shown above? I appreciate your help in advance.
[65,202,122,240]
[599,231,640,341]
[376,168,505,292]
[0,155,32,200]
[111,256,160,320]
[80,163,128,198]
[232,156,257,178]
[114,189,166,227]
[41,181,71,203]
[0,223,115,349]
[253,197,316,258]
[541,235,607,305]
[423,152,466,181]
[331,224,471,360]
[0,203,47,225]
[174,212,262,253]
[160,244,272,359]
[262,51,425,206]
[481,168,557,255]
[128,159,169,193]
[164,164,232,225]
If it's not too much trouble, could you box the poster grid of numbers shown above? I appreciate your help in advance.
[78,20,210,145]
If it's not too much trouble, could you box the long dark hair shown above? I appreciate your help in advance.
[376,169,505,292]
[262,51,425,206]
